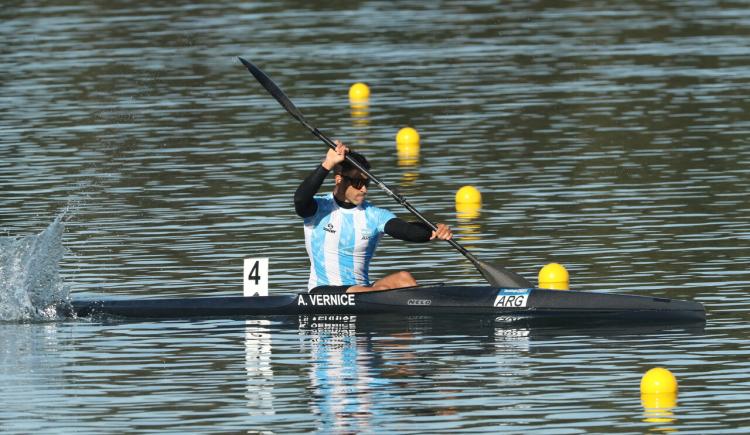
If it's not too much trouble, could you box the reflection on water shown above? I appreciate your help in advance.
[303,318,375,433]
[642,392,677,427]
[349,103,370,128]
[2,0,750,432]
[244,320,274,419]
[396,143,420,168]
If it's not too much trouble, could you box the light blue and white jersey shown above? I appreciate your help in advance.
[304,193,396,290]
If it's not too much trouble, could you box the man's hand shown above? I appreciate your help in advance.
[322,140,348,170]
[430,223,453,241]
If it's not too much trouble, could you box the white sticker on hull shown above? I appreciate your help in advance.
[297,294,356,306]
[494,288,532,308]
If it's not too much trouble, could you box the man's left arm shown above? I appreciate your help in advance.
[384,218,452,242]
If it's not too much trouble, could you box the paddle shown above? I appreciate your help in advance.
[239,57,532,288]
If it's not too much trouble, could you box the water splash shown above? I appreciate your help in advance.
[0,215,72,322]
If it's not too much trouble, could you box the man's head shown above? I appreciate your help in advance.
[333,151,371,205]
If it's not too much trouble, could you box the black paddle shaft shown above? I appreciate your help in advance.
[238,57,531,288]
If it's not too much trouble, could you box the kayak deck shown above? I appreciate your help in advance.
[70,286,705,323]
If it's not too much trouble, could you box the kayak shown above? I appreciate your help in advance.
[70,285,705,323]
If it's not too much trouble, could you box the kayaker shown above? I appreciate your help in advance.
[295,141,453,294]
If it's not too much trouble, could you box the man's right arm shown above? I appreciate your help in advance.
[295,141,348,218]
[294,165,329,218]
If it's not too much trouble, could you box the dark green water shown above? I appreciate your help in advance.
[1,1,749,433]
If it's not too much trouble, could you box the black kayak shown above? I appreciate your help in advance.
[70,285,705,323]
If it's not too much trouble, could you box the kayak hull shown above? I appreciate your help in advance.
[70,286,705,323]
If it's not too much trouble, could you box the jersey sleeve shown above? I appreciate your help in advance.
[384,218,432,242]
[374,206,397,233]
[294,165,330,218]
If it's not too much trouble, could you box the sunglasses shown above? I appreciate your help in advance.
[342,175,370,189]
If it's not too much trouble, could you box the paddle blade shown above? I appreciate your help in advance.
[475,258,532,288]
[238,57,309,128]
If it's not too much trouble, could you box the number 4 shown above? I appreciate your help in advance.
[243,258,269,297]
[247,260,261,285]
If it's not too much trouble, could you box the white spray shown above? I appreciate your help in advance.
[0,214,71,321]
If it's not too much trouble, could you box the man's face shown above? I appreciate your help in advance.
[336,172,370,205]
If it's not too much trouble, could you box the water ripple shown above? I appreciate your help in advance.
[2,0,750,432]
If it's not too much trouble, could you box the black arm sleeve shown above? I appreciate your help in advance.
[294,165,330,218]
[384,218,433,243]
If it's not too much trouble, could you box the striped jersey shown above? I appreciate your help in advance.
[303,193,396,290]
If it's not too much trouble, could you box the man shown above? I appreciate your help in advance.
[295,141,453,294]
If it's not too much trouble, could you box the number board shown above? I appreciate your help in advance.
[493,288,532,308]
[244,258,269,297]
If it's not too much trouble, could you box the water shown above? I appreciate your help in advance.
[0,214,70,322]
[2,0,749,432]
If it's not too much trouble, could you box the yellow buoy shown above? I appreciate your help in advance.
[396,127,420,146]
[538,263,569,290]
[349,82,370,102]
[641,368,678,394]
[455,185,481,204]
[642,392,677,424]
